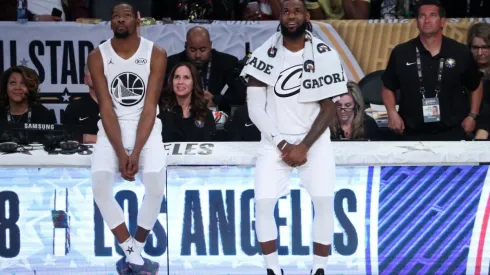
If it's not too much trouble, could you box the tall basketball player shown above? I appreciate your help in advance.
[244,0,347,274]
[87,3,167,275]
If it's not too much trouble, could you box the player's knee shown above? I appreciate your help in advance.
[142,170,165,199]
[91,171,115,201]
[255,198,278,242]
[255,198,276,219]
[311,196,334,219]
[311,196,334,245]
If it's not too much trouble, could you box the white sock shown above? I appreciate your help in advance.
[119,237,144,265]
[312,254,328,273]
[263,251,281,275]
[133,238,145,257]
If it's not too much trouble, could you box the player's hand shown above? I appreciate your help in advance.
[203,90,215,107]
[283,143,308,167]
[462,116,476,133]
[118,154,134,181]
[387,110,405,134]
[126,153,140,180]
[280,143,296,167]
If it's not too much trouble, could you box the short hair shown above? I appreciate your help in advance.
[467,22,490,47]
[416,0,446,18]
[186,26,210,41]
[281,0,307,10]
[112,2,137,17]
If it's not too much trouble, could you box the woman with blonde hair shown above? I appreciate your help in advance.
[330,81,380,140]
[467,22,490,79]
[468,23,490,140]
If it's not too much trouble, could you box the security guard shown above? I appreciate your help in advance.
[382,0,483,141]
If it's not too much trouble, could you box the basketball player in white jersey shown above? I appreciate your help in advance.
[87,3,167,275]
[245,0,346,274]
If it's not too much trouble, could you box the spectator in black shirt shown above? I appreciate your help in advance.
[0,66,56,143]
[165,26,246,115]
[330,81,380,140]
[381,0,483,141]
[159,62,216,142]
[467,23,490,140]
[63,65,99,144]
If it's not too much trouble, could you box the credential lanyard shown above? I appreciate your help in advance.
[416,47,444,98]
[7,107,31,123]
[201,61,212,91]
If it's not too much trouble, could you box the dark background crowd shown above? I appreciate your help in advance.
[0,0,489,22]
[1,0,490,146]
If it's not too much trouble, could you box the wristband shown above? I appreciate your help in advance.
[280,141,287,150]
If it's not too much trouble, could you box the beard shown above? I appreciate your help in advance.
[280,21,308,39]
[114,30,130,39]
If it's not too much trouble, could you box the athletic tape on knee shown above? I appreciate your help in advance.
[255,199,278,242]
[92,171,125,229]
[137,169,166,230]
[311,196,334,245]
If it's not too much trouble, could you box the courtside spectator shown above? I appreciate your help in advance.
[63,65,99,144]
[330,81,380,140]
[159,62,216,142]
[382,0,482,141]
[468,23,490,80]
[165,26,246,115]
[467,23,490,140]
[0,66,56,142]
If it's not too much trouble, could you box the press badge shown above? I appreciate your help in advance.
[422,97,440,123]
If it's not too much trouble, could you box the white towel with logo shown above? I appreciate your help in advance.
[240,30,348,103]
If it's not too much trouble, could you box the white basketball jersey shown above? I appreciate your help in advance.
[99,37,157,121]
[266,49,321,135]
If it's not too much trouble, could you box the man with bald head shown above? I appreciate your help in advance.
[165,26,246,115]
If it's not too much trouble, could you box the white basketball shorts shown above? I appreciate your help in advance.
[91,119,166,174]
[254,129,336,200]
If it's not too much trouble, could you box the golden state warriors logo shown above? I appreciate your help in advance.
[303,60,315,73]
[110,72,146,107]
[317,43,331,53]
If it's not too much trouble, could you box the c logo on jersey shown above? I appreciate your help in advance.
[110,72,146,107]
[317,43,331,53]
[304,60,315,73]
[274,64,302,98]
[135,58,147,65]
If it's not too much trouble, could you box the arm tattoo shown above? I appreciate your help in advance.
[301,99,336,148]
